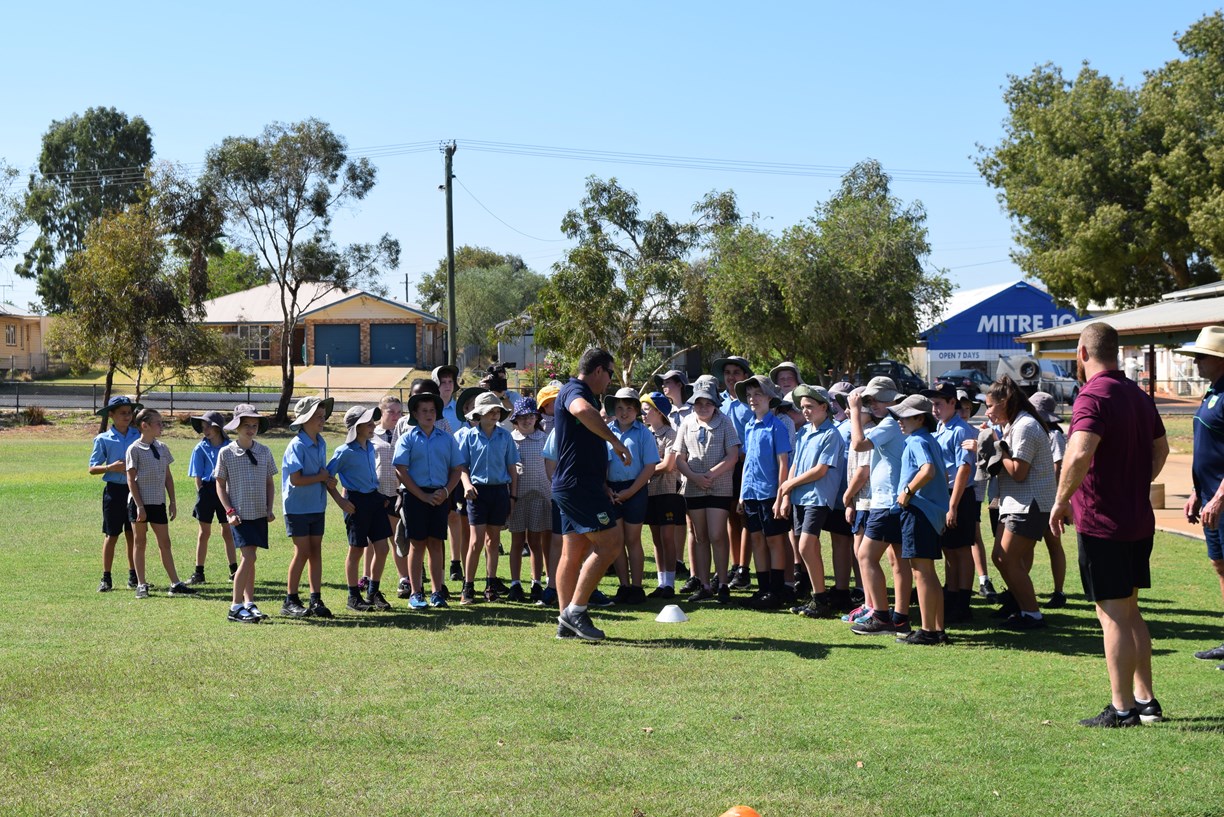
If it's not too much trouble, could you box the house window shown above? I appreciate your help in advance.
[234,325,272,361]
[4,324,15,346]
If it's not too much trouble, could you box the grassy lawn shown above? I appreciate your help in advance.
[34,366,286,388]
[1163,414,1195,456]
[1,415,1222,817]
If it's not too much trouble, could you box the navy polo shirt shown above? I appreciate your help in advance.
[1194,375,1224,504]
[552,378,607,492]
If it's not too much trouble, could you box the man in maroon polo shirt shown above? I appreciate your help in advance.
[1050,322,1170,727]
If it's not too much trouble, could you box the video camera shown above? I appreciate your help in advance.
[482,361,516,394]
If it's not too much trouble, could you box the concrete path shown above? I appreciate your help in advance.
[294,366,413,389]
[1153,453,1206,541]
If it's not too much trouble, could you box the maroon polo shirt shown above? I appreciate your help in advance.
[1069,369,1165,540]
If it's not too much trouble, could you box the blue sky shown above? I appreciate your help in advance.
[1,1,1217,311]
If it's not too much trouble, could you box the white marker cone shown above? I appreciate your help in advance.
[655,604,688,623]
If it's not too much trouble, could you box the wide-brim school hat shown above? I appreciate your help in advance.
[510,396,542,422]
[920,383,958,403]
[687,381,723,407]
[97,395,143,417]
[344,405,382,444]
[862,376,900,403]
[888,393,935,420]
[467,391,510,422]
[431,364,461,385]
[455,386,489,420]
[826,380,852,419]
[190,410,227,434]
[791,384,832,407]
[536,381,562,413]
[956,389,982,416]
[654,369,694,401]
[603,386,642,417]
[406,392,445,426]
[733,374,782,407]
[1029,391,1061,424]
[640,391,673,424]
[711,356,753,386]
[769,361,806,386]
[1173,325,1224,358]
[289,395,335,428]
[224,404,270,434]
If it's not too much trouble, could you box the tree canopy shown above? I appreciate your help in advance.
[417,245,528,314]
[0,160,26,263]
[977,12,1224,308]
[204,118,399,421]
[448,263,546,357]
[17,107,154,313]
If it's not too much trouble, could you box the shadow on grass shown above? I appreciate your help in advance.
[1166,716,1224,732]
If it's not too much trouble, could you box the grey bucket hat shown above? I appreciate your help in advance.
[602,386,642,417]
[1029,391,1061,424]
[467,390,510,422]
[289,395,335,429]
[733,374,782,407]
[861,376,900,403]
[224,404,270,434]
[344,405,382,444]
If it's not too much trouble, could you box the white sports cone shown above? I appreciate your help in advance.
[655,604,688,623]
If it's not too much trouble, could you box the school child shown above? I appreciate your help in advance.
[823,381,860,610]
[841,390,876,622]
[458,391,520,604]
[394,390,465,609]
[215,404,278,623]
[923,383,978,624]
[535,380,562,434]
[397,379,460,590]
[433,364,462,433]
[449,384,488,582]
[89,395,141,592]
[186,411,237,586]
[675,379,741,603]
[506,398,551,602]
[1028,391,1068,608]
[602,387,660,604]
[778,386,845,618]
[328,405,396,612]
[642,392,683,598]
[960,393,999,600]
[769,361,805,394]
[125,408,194,599]
[368,395,408,597]
[653,371,694,581]
[712,356,754,589]
[280,395,339,619]
[773,391,802,591]
[735,375,793,609]
[888,395,950,645]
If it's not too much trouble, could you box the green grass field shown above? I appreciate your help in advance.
[1,414,1222,817]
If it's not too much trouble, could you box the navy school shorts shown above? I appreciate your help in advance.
[345,490,393,548]
[608,479,648,526]
[102,482,132,536]
[234,517,270,549]
[193,481,226,525]
[402,487,451,542]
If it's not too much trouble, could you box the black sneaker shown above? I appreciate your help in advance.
[555,622,575,639]
[1193,642,1224,661]
[588,589,615,608]
[557,607,605,641]
[688,585,715,603]
[308,598,334,619]
[1079,704,1139,728]
[347,595,373,612]
[491,577,511,594]
[675,561,691,581]
[648,586,676,600]
[622,586,647,605]
[679,576,702,594]
[97,577,112,593]
[795,597,834,619]
[168,582,197,597]
[449,561,464,582]
[229,565,238,581]
[186,569,206,586]
[851,616,896,636]
[613,585,630,604]
[991,589,1020,618]
[281,598,311,618]
[437,584,450,601]
[227,607,259,624]
[397,578,412,599]
[729,568,751,590]
[717,584,732,605]
[979,577,999,601]
[892,616,913,635]
[367,590,392,611]
[1001,613,1046,631]
[753,591,782,610]
[1135,698,1163,723]
[483,585,499,602]
[460,583,476,606]
[530,583,544,603]
[506,583,526,603]
[897,628,944,645]
[127,575,139,590]
[849,586,865,606]
[1044,591,1067,609]
[134,583,150,599]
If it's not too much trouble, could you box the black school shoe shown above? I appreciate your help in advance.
[675,561,691,580]
[728,568,751,590]
[1135,698,1164,723]
[97,576,112,593]
[679,576,703,594]
[1193,642,1224,661]
[506,583,526,603]
[449,561,464,582]
[688,585,715,603]
[186,569,206,586]
[307,598,334,619]
[281,598,311,618]
[347,595,374,612]
[648,585,676,600]
[896,628,945,645]
[1079,704,1139,728]
[1001,613,1046,631]
[367,590,392,611]
[1044,591,1067,609]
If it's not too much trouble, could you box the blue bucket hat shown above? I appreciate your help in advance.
[97,395,143,417]
[640,391,673,424]
[510,397,541,421]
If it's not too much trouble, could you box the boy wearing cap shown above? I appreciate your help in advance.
[126,408,195,599]
[849,377,913,635]
[924,383,978,623]
[394,390,465,609]
[604,387,660,604]
[643,391,683,598]
[506,397,551,602]
[280,395,340,618]
[736,375,793,608]
[186,411,237,586]
[215,405,278,623]
[779,386,845,618]
[89,396,142,592]
[712,356,755,589]
[458,392,520,604]
[328,405,395,612]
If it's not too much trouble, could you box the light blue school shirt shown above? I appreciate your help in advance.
[327,439,380,494]
[188,437,227,481]
[740,411,793,501]
[393,424,463,488]
[866,415,905,509]
[934,414,976,487]
[606,420,660,483]
[542,428,557,462]
[282,431,329,514]
[791,418,846,508]
[90,425,141,485]
[720,395,753,454]
[459,424,519,485]
[442,399,461,435]
[898,430,950,535]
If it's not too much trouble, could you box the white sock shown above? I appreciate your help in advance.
[979,575,989,584]
[230,603,242,611]
[244,601,255,609]
[1022,610,1043,619]
[510,579,521,587]
[565,603,588,615]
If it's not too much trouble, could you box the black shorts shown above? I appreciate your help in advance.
[864,507,902,544]
[901,506,942,561]
[450,483,465,513]
[686,494,733,512]
[646,493,687,526]
[345,490,393,548]
[467,483,511,527]
[1078,533,1153,602]
[608,480,647,526]
[128,500,168,526]
[285,512,325,538]
[743,497,789,537]
[102,483,132,536]
[849,509,870,535]
[792,504,830,538]
[553,485,616,535]
[193,481,226,524]
[731,460,745,518]
[233,518,270,549]
[823,506,853,537]
[941,493,980,550]
[402,488,451,542]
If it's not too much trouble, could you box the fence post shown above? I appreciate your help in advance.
[15,381,19,413]
[93,384,98,414]
[169,384,175,415]
[246,386,251,403]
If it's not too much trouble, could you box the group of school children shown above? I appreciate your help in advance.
[90,355,1065,641]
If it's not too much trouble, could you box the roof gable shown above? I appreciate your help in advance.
[202,282,440,324]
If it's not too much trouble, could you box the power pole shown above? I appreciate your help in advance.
[443,140,458,366]
[403,272,412,303]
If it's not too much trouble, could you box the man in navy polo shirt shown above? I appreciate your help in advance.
[553,348,632,641]
[1051,322,1169,727]
[1174,326,1224,669]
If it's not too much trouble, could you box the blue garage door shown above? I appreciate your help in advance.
[314,324,361,365]
[370,324,417,366]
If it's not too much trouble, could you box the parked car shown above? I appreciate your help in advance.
[935,368,992,393]
[861,360,925,395]
[995,355,1079,404]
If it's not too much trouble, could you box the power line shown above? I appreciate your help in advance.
[455,177,568,243]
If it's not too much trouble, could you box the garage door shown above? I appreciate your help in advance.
[313,324,361,365]
[370,324,417,366]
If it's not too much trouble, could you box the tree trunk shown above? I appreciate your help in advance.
[98,362,116,433]
[1163,255,1191,290]
[275,319,295,424]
